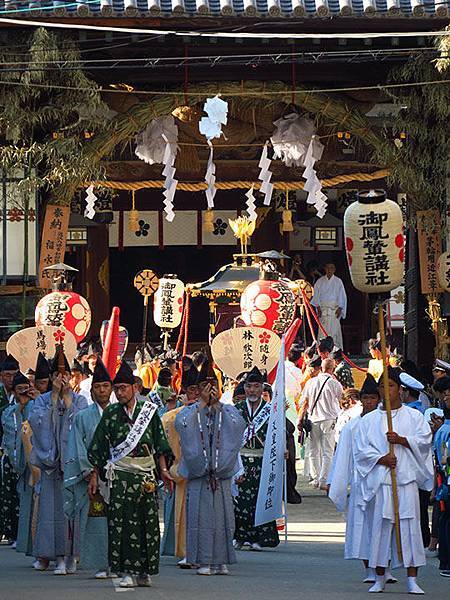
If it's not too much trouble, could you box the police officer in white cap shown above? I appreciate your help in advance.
[399,372,425,414]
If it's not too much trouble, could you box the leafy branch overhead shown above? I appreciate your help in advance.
[0,28,109,193]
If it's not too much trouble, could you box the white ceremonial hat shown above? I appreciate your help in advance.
[399,372,424,392]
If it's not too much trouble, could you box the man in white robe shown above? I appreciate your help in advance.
[354,366,434,594]
[329,374,396,585]
[311,263,347,350]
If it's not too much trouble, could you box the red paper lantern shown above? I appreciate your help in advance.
[240,279,296,334]
[35,291,91,344]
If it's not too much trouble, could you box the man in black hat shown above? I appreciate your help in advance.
[64,358,113,578]
[34,352,51,395]
[1,371,36,555]
[28,349,87,575]
[160,363,201,565]
[354,366,433,594]
[88,359,173,588]
[0,354,20,409]
[234,366,280,551]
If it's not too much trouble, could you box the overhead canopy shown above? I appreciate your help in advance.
[187,255,261,299]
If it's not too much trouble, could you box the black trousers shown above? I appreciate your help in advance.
[438,510,450,570]
[418,489,431,549]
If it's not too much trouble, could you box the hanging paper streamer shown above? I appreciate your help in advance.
[205,141,216,209]
[84,185,97,220]
[162,135,178,222]
[271,114,315,167]
[258,142,274,206]
[135,116,179,165]
[199,95,228,209]
[245,185,257,222]
[302,135,326,218]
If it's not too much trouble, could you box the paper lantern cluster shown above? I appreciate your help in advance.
[153,277,185,329]
[344,190,404,294]
[35,291,91,344]
[240,278,296,334]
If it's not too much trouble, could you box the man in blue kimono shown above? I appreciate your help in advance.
[1,371,36,555]
[434,378,450,577]
[64,358,112,578]
[0,354,20,545]
[29,349,87,575]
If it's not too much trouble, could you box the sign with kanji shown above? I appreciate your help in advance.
[38,205,70,288]
[211,326,281,380]
[153,277,184,329]
[417,210,443,294]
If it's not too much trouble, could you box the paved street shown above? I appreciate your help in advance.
[0,476,447,600]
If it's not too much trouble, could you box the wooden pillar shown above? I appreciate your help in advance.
[85,224,110,336]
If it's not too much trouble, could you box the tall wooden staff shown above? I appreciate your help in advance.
[344,189,405,563]
[377,300,403,562]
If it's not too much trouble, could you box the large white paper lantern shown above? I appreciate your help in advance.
[344,189,404,293]
[437,252,450,292]
[153,276,184,329]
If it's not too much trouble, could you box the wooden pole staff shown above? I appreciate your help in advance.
[378,300,403,563]
[142,295,149,347]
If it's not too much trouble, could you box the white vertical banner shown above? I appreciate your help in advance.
[254,337,286,527]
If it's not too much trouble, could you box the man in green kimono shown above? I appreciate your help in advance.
[0,354,20,544]
[1,371,35,555]
[234,367,280,550]
[64,358,113,578]
[88,360,173,588]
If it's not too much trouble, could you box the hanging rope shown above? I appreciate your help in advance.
[182,291,190,357]
[87,169,389,192]
[301,289,367,373]
[175,294,188,354]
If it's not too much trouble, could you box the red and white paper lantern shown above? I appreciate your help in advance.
[154,277,185,329]
[240,278,296,334]
[35,291,91,344]
[344,189,404,293]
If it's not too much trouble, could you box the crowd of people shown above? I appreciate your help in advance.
[0,326,449,594]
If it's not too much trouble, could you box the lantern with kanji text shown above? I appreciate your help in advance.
[240,269,296,335]
[153,276,185,330]
[344,189,404,294]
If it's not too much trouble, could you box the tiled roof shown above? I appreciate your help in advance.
[0,0,448,18]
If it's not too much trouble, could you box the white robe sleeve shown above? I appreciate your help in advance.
[311,278,322,308]
[404,411,434,491]
[353,416,385,480]
[337,277,347,319]
[328,421,354,511]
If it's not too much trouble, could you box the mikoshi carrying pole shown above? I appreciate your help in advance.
[344,188,405,563]
[378,300,403,562]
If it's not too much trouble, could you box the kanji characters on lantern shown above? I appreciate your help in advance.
[153,277,185,329]
[343,189,404,294]
[35,291,91,344]
[240,278,296,334]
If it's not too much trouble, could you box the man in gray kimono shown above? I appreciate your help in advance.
[29,349,87,575]
[176,370,246,576]
[64,358,112,578]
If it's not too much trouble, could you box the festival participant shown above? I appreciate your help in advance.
[318,336,335,360]
[87,359,173,588]
[329,374,397,584]
[432,377,450,577]
[1,372,36,556]
[151,367,178,412]
[332,349,355,390]
[78,342,102,404]
[354,366,433,594]
[0,354,20,544]
[298,355,322,482]
[367,338,384,382]
[234,367,280,550]
[301,358,343,490]
[69,359,84,394]
[311,263,347,349]
[0,354,19,408]
[335,388,362,443]
[63,358,113,578]
[161,357,182,394]
[29,350,87,575]
[285,344,302,456]
[161,364,200,565]
[34,353,51,394]
[176,367,245,575]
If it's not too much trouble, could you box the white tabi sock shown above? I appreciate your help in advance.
[407,577,425,595]
[363,568,376,583]
[368,575,386,593]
